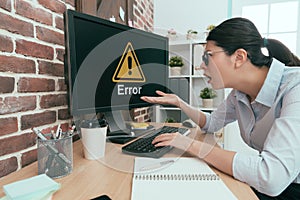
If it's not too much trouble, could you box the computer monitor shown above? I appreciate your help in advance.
[64,10,168,130]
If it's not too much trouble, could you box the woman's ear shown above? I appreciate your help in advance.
[233,49,248,68]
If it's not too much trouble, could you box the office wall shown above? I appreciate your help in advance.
[0,0,154,178]
[153,0,229,37]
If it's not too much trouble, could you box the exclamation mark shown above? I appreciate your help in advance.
[128,56,132,75]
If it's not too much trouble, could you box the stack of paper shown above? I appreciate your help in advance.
[130,122,150,130]
[2,174,60,200]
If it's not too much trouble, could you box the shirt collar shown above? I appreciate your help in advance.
[255,59,285,107]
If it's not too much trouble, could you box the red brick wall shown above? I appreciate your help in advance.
[0,0,154,178]
[133,0,154,122]
[134,0,154,32]
[0,0,75,178]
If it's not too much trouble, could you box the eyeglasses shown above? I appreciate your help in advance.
[202,50,225,66]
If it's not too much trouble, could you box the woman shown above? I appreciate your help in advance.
[141,17,300,199]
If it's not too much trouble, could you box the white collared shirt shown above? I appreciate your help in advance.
[202,59,300,196]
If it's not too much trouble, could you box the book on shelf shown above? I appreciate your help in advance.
[131,157,237,200]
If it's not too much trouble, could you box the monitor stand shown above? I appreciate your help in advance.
[103,110,132,136]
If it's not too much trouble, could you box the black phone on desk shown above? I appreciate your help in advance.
[90,194,111,200]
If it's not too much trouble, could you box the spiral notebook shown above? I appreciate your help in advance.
[131,157,237,200]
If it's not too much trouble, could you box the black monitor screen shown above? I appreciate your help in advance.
[64,10,168,115]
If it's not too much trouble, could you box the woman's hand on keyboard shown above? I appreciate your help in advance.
[141,90,181,107]
[152,132,193,151]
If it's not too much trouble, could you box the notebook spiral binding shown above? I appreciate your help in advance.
[135,174,220,181]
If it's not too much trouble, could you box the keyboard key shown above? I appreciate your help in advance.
[122,126,190,158]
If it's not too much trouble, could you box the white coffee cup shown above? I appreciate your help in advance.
[81,125,108,160]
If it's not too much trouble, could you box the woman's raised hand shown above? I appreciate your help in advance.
[140,90,181,107]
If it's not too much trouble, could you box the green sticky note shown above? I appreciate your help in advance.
[3,174,60,200]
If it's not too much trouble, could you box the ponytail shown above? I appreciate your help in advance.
[265,38,300,66]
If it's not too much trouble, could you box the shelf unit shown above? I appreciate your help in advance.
[153,39,225,123]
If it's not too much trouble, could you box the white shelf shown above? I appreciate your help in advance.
[159,106,181,111]
[169,75,189,78]
[169,39,206,46]
[154,41,224,123]
[191,75,206,78]
[197,107,217,111]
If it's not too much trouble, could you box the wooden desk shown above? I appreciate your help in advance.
[0,125,258,200]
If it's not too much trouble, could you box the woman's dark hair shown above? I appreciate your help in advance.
[207,17,300,67]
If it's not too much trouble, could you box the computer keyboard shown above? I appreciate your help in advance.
[122,125,190,158]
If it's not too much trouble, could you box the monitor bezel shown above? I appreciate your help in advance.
[64,9,169,115]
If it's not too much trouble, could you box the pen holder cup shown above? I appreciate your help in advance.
[37,134,73,179]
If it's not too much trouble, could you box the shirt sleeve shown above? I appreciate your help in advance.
[233,85,300,196]
[202,90,238,133]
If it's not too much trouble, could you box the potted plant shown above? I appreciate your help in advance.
[205,24,215,37]
[200,87,217,108]
[206,25,215,32]
[186,29,198,40]
[165,117,176,123]
[167,28,177,40]
[169,56,184,76]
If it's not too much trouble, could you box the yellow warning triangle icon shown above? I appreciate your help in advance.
[112,42,146,83]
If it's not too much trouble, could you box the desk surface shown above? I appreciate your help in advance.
[0,124,258,200]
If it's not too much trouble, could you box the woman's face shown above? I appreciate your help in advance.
[201,41,234,89]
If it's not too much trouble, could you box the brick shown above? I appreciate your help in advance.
[0,132,36,156]
[0,117,18,136]
[0,35,13,52]
[57,122,69,133]
[38,0,66,14]
[21,111,56,130]
[21,149,37,168]
[0,0,11,11]
[56,48,65,62]
[0,12,34,37]
[134,109,141,116]
[40,94,68,108]
[18,77,55,93]
[0,76,14,94]
[141,109,146,115]
[0,157,18,178]
[58,79,67,91]
[0,96,36,115]
[16,39,54,60]
[38,60,64,77]
[0,55,35,73]
[15,0,52,26]
[58,108,71,120]
[143,114,150,121]
[55,16,64,30]
[36,26,64,46]
[137,4,144,14]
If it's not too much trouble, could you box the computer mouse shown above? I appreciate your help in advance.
[182,119,197,128]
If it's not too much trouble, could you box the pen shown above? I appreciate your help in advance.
[32,127,48,140]
[56,124,61,139]
[139,160,174,171]
[68,125,76,136]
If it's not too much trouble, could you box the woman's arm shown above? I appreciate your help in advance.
[178,99,207,128]
[188,140,236,176]
[141,90,207,127]
[152,133,236,176]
